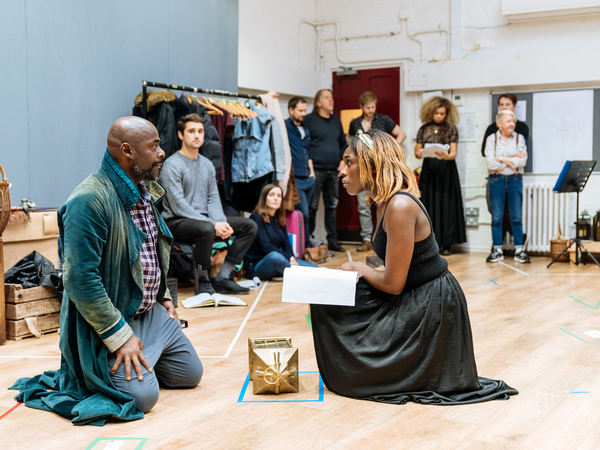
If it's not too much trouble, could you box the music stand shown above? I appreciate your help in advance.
[547,160,599,268]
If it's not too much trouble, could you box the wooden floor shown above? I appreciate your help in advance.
[2,248,600,449]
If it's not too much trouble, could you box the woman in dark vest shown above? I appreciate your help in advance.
[310,129,517,405]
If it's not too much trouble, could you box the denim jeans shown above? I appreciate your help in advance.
[488,174,523,247]
[309,169,340,243]
[356,191,373,241]
[252,251,318,280]
[295,176,315,247]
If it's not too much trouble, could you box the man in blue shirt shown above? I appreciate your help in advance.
[285,96,314,249]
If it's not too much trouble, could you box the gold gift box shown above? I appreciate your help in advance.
[248,337,299,395]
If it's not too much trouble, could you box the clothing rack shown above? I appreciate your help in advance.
[141,80,261,119]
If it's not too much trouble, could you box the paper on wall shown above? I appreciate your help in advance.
[514,101,527,122]
[281,266,358,306]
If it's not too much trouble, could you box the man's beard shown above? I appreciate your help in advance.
[133,154,161,181]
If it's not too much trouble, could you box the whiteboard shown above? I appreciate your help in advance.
[532,90,594,173]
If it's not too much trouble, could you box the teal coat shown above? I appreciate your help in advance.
[11,152,173,426]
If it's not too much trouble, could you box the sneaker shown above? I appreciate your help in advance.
[356,240,372,252]
[198,280,215,295]
[211,278,250,295]
[328,241,346,252]
[514,249,531,264]
[486,248,504,263]
[441,246,452,255]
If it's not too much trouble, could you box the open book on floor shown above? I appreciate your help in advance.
[181,292,247,308]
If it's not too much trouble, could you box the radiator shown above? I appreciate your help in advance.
[521,184,571,252]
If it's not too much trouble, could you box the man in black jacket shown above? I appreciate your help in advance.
[303,89,347,252]
[481,93,530,242]
[481,93,529,156]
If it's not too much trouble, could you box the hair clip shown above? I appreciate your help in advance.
[356,130,374,151]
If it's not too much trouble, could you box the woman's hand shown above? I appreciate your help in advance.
[414,145,423,159]
[435,151,448,160]
[338,261,357,271]
[290,256,299,266]
[515,151,526,158]
[337,261,370,278]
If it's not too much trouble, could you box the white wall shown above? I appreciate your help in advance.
[238,0,325,97]
[239,0,600,251]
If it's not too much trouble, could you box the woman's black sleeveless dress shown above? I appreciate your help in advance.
[310,192,517,404]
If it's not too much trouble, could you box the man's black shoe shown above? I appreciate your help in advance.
[198,280,216,295]
[211,278,250,295]
[328,241,345,252]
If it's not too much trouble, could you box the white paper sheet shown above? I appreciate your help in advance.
[422,143,449,159]
[237,277,262,289]
[532,90,593,174]
[514,101,527,122]
[281,266,358,306]
[457,112,476,141]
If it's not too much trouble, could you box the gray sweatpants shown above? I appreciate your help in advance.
[109,304,203,413]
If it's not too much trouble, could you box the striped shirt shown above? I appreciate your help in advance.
[129,181,161,315]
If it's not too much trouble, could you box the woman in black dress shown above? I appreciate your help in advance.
[310,130,517,405]
[415,96,466,255]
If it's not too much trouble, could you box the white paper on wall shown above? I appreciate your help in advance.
[457,112,476,141]
[514,101,527,122]
[532,90,594,174]
[281,266,358,306]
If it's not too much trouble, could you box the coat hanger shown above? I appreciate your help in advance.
[196,96,223,116]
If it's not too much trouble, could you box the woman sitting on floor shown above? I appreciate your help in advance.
[244,184,317,280]
[310,129,518,405]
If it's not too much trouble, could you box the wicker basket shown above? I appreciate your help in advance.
[1,163,11,345]
[550,224,569,262]
[0,164,10,236]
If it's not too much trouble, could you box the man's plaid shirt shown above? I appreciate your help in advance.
[129,181,161,315]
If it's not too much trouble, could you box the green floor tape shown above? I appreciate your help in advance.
[305,314,312,331]
[569,295,600,309]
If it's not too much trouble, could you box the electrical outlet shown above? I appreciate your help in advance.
[465,207,479,217]
[453,94,463,106]
[466,217,479,226]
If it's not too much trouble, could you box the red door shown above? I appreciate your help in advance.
[332,67,401,242]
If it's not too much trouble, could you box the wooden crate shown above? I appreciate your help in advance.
[6,313,60,340]
[5,283,57,303]
[4,283,60,340]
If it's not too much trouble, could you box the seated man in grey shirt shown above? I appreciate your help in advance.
[160,114,258,295]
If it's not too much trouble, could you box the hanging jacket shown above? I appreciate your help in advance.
[231,102,275,183]
[133,90,179,157]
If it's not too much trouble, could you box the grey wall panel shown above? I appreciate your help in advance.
[0,0,29,202]
[0,0,238,207]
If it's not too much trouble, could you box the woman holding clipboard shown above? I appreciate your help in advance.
[414,96,466,255]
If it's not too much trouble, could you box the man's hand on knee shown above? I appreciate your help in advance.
[112,335,152,381]
[215,222,233,239]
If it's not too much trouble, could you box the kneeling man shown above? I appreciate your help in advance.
[11,117,203,425]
